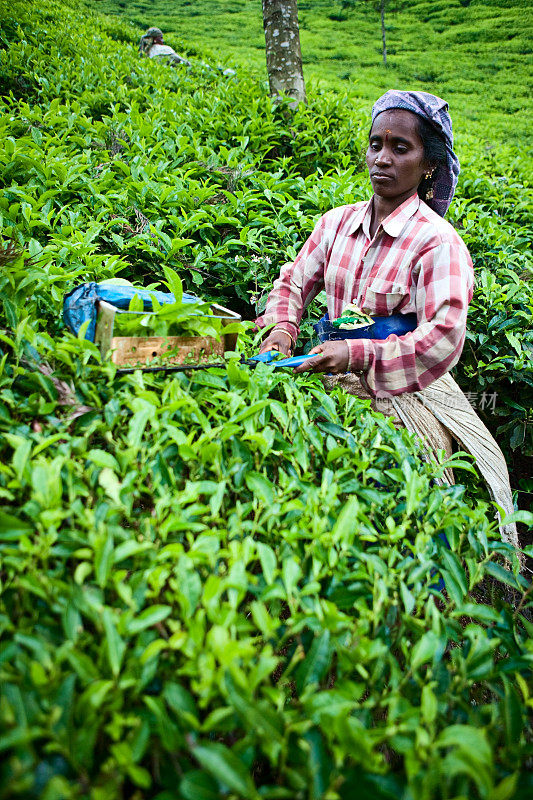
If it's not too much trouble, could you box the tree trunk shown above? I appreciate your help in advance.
[380,0,387,65]
[262,0,306,106]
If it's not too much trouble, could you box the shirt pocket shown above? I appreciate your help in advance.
[360,278,410,316]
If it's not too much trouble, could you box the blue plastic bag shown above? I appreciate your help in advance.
[62,282,199,342]
[314,312,417,343]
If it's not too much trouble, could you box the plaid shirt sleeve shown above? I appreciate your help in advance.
[255,212,331,341]
[346,240,474,396]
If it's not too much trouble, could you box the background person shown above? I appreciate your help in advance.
[138,27,191,66]
[138,26,235,75]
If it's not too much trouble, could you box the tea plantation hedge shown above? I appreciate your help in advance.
[0,0,532,797]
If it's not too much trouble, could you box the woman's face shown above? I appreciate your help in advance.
[366,110,428,203]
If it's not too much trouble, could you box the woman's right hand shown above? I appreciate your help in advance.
[258,329,293,356]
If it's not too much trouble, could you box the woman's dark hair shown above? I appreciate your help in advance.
[416,115,448,203]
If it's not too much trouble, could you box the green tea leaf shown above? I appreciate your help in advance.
[296,631,332,692]
[485,561,521,590]
[256,542,277,585]
[87,449,119,471]
[411,631,440,671]
[98,467,123,505]
[180,771,219,800]
[127,606,172,634]
[0,511,32,540]
[245,472,274,505]
[102,608,126,677]
[193,743,259,798]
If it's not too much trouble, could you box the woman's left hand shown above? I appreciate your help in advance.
[294,340,350,375]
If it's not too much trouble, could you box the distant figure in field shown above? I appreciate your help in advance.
[138,26,236,76]
[138,27,191,66]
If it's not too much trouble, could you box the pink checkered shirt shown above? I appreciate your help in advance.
[256,193,474,396]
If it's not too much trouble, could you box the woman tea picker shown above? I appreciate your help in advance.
[257,90,518,549]
[138,27,235,75]
[138,27,191,66]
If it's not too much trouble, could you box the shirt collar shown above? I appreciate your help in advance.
[381,193,421,237]
[346,198,372,237]
[347,193,421,239]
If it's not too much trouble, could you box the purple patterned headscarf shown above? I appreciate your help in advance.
[371,90,460,217]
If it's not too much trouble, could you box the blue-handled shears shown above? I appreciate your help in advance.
[247,350,319,369]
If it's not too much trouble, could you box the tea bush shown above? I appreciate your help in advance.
[1,315,532,798]
[0,0,532,797]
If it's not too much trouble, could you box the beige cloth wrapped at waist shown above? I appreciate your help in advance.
[324,371,518,549]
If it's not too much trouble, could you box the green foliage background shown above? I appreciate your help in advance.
[95,0,532,143]
[0,0,532,797]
